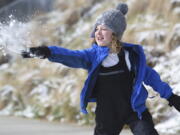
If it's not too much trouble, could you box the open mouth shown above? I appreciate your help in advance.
[97,37,104,41]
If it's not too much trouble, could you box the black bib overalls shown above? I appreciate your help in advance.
[93,49,159,135]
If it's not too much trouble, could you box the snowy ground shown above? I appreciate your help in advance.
[0,116,132,135]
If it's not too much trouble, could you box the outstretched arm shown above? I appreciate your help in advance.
[144,66,180,112]
[144,66,172,98]
[21,46,93,70]
[48,46,92,70]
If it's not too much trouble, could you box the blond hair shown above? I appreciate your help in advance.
[91,33,122,53]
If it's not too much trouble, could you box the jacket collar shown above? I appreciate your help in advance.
[92,43,109,65]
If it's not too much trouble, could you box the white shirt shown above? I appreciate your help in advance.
[102,53,119,67]
[101,50,131,71]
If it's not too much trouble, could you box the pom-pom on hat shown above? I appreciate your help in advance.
[91,3,128,40]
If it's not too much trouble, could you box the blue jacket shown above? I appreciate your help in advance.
[48,42,173,119]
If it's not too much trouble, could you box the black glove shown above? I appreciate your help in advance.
[21,46,51,59]
[168,94,180,112]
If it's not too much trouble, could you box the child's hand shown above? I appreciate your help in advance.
[21,46,51,59]
[21,51,32,58]
[168,94,180,112]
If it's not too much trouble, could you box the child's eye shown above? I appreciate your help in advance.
[95,28,108,32]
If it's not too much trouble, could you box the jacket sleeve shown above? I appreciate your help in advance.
[47,46,93,70]
[144,66,173,99]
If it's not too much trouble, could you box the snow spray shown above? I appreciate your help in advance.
[0,15,32,57]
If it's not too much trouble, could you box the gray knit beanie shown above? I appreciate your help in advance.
[91,3,128,40]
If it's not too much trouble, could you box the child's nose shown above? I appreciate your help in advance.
[96,29,102,35]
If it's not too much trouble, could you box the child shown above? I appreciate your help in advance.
[22,3,180,135]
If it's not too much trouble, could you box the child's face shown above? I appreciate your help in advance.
[95,25,113,47]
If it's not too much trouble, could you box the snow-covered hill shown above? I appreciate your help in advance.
[0,0,179,134]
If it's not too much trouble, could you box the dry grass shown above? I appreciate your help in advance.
[124,0,179,46]
[0,0,179,125]
[128,0,148,18]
